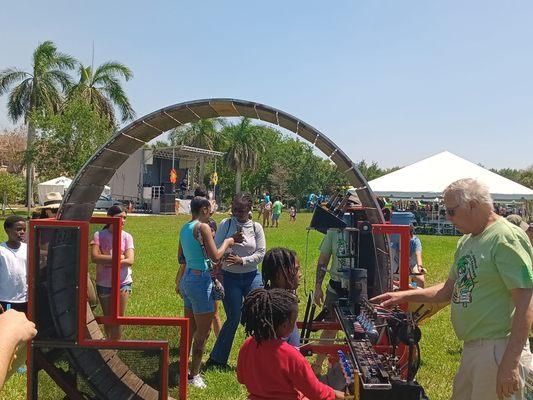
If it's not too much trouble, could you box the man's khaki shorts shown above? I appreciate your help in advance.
[451,338,532,400]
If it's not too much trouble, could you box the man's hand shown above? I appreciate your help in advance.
[496,360,520,400]
[370,291,409,308]
[314,285,324,307]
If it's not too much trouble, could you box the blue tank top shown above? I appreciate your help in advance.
[180,220,209,271]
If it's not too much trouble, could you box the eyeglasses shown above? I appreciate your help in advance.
[445,204,461,217]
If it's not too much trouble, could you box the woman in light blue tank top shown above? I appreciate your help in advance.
[176,196,240,388]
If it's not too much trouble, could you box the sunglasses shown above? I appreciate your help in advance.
[445,204,460,217]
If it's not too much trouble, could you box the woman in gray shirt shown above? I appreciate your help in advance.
[206,193,266,368]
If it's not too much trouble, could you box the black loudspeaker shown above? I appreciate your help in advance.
[310,205,347,234]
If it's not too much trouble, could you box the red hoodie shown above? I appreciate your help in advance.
[237,337,335,400]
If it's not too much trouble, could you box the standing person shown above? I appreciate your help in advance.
[289,206,297,222]
[262,247,301,347]
[262,196,272,228]
[176,196,239,389]
[257,196,264,220]
[391,225,426,287]
[90,205,134,340]
[271,196,284,228]
[237,288,346,400]
[372,178,533,400]
[0,216,28,313]
[206,193,266,369]
[175,217,223,339]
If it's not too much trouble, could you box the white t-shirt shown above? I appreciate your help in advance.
[0,242,28,303]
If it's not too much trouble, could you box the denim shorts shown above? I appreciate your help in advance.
[179,268,214,314]
[96,282,133,297]
[272,213,281,221]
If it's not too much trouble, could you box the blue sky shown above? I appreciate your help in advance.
[1,0,532,169]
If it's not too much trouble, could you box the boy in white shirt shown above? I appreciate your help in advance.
[0,215,28,313]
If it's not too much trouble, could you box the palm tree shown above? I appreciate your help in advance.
[0,41,76,211]
[169,119,219,149]
[222,118,265,194]
[67,61,135,125]
[170,119,221,188]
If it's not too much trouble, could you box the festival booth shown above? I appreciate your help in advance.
[368,151,533,234]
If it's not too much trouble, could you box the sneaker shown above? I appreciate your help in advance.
[188,374,207,389]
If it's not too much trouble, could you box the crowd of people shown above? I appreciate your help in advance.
[256,192,290,227]
[0,177,532,400]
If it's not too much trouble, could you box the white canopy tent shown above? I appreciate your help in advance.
[37,176,111,205]
[368,151,533,201]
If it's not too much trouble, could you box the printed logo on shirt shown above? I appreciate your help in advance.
[452,253,478,307]
[336,236,348,269]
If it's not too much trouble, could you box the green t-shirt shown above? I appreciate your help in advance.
[449,217,533,342]
[319,229,349,286]
[272,201,283,215]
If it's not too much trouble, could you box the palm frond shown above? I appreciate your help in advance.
[102,83,135,122]
[7,79,32,122]
[93,61,133,82]
[46,70,73,92]
[0,68,31,95]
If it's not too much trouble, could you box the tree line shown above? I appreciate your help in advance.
[0,40,134,212]
[165,118,402,206]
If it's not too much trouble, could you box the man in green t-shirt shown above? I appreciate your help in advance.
[271,197,283,228]
[372,178,533,400]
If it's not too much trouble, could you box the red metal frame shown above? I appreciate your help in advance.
[27,219,89,398]
[27,217,190,400]
[298,222,413,381]
[371,223,411,293]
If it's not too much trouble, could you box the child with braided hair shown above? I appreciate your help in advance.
[237,288,346,400]
[262,247,301,346]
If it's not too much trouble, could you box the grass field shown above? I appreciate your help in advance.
[0,212,461,400]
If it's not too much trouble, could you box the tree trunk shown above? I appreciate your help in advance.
[235,168,242,194]
[26,121,36,215]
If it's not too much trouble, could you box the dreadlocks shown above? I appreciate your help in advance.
[262,247,299,290]
[241,288,298,345]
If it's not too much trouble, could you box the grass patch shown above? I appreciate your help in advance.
[0,213,460,400]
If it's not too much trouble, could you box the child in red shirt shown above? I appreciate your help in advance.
[237,288,346,400]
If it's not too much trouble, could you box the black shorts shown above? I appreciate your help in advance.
[0,301,28,313]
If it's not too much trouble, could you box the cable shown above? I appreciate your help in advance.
[304,228,311,295]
